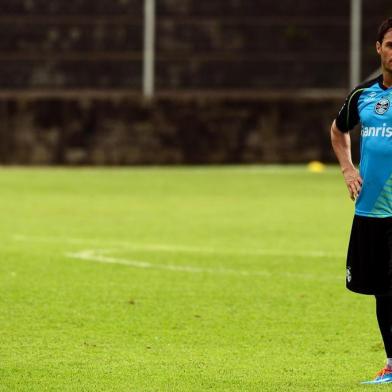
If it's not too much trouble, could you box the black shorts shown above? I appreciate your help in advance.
[347,215,392,295]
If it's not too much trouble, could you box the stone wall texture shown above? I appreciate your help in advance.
[0,93,360,165]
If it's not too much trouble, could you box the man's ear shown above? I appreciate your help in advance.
[377,41,382,55]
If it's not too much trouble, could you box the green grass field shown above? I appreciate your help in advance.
[0,166,384,391]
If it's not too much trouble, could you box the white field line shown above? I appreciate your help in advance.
[66,249,341,281]
[12,234,344,259]
[67,249,267,276]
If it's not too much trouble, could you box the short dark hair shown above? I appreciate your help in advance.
[377,17,392,43]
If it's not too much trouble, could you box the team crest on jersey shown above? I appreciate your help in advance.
[375,97,390,115]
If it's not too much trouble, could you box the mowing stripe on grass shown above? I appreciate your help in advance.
[13,234,344,259]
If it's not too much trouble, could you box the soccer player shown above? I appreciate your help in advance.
[331,17,392,384]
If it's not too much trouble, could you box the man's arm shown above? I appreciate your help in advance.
[330,120,362,201]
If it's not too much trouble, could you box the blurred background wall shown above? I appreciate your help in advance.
[0,0,391,164]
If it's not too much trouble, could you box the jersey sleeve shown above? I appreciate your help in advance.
[335,88,362,133]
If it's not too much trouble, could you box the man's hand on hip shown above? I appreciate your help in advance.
[342,167,363,201]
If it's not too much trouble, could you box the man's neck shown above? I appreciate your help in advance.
[382,69,392,88]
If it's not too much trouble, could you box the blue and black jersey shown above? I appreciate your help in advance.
[335,75,392,217]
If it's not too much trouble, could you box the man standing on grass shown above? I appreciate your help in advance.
[331,17,392,384]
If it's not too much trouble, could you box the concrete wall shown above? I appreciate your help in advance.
[1,0,392,90]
